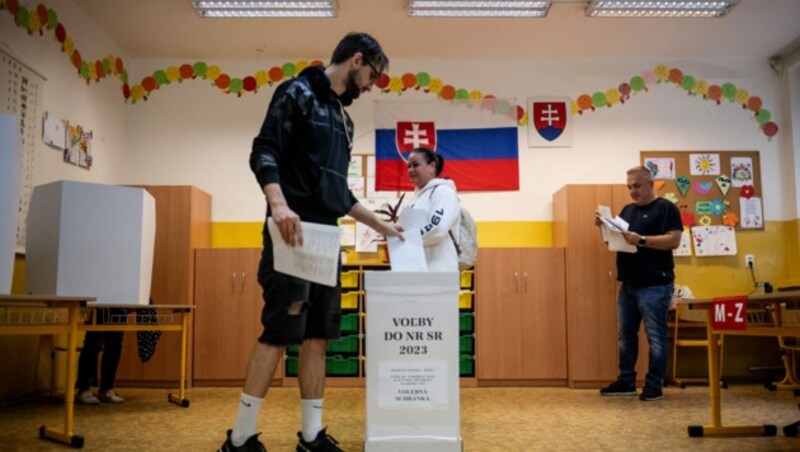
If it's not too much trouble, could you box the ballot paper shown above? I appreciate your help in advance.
[268,219,342,287]
[597,205,637,254]
[386,208,427,271]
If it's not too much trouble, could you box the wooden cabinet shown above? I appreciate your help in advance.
[475,248,567,384]
[193,248,282,385]
[116,186,210,386]
[554,184,647,388]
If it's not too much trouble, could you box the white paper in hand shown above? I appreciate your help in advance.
[268,219,342,287]
[597,205,636,254]
[387,208,427,272]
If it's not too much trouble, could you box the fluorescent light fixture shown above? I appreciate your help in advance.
[191,1,337,18]
[586,0,740,18]
[408,1,552,18]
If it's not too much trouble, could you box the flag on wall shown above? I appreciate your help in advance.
[527,97,572,148]
[374,100,519,192]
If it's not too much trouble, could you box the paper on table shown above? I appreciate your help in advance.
[387,208,427,271]
[597,205,637,254]
[268,219,342,287]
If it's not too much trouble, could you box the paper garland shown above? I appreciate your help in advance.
[0,1,780,138]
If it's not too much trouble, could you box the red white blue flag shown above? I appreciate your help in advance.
[375,101,519,192]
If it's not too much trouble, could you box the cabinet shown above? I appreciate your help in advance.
[475,248,567,384]
[116,186,210,386]
[193,248,283,385]
[553,184,647,388]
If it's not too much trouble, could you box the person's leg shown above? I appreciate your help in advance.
[98,308,126,392]
[76,331,102,391]
[227,236,310,449]
[297,281,342,448]
[617,283,642,385]
[638,284,672,390]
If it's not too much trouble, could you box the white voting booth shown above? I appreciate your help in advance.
[26,181,156,305]
[364,271,462,452]
[0,114,20,294]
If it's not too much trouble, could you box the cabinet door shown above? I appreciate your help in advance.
[476,249,524,379]
[520,248,567,379]
[194,249,263,381]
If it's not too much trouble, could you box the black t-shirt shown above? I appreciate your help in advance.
[616,197,683,286]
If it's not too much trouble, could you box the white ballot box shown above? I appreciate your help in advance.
[364,271,462,452]
[26,181,156,305]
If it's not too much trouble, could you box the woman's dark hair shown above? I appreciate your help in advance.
[411,147,444,177]
[330,32,389,73]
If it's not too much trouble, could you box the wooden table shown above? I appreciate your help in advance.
[0,297,194,448]
[0,294,92,448]
[682,290,800,438]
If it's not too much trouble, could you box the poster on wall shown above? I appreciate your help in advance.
[527,97,572,148]
[740,196,763,229]
[673,227,693,257]
[64,123,93,169]
[1,48,44,253]
[691,225,737,257]
[730,157,754,187]
[644,157,675,180]
[689,153,720,176]
[42,114,66,149]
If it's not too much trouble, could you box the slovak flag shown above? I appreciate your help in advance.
[374,100,519,191]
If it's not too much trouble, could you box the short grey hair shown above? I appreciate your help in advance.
[626,166,653,182]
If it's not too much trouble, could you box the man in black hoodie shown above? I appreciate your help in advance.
[220,33,403,452]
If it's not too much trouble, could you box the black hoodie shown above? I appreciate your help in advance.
[250,65,357,225]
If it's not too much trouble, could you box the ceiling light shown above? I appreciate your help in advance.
[191,1,337,18]
[586,1,740,18]
[408,1,552,18]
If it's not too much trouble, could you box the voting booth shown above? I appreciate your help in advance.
[0,114,20,294]
[364,271,462,452]
[26,181,156,305]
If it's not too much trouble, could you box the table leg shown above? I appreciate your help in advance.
[40,303,84,448]
[168,311,190,408]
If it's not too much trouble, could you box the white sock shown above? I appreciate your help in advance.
[231,392,263,447]
[301,398,323,442]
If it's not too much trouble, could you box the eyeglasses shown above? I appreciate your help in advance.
[364,59,381,84]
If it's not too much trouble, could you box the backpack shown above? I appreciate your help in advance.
[449,206,478,270]
[430,184,478,270]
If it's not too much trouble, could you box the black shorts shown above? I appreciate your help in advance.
[256,223,341,345]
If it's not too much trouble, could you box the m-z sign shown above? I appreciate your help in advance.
[711,296,748,331]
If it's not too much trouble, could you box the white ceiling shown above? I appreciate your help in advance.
[73,0,800,61]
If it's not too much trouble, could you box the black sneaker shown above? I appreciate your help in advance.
[219,429,267,452]
[639,385,664,401]
[599,380,637,396]
[296,427,343,452]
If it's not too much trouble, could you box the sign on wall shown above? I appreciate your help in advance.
[527,97,572,148]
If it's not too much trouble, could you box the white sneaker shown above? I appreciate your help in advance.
[76,390,100,405]
[98,389,124,404]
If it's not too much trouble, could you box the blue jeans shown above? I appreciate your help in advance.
[617,283,672,389]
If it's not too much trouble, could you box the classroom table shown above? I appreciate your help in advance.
[682,290,800,438]
[0,296,193,448]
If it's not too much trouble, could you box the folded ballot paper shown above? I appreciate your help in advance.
[597,205,637,254]
[268,219,341,287]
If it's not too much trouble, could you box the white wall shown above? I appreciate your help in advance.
[124,56,791,222]
[0,0,129,188]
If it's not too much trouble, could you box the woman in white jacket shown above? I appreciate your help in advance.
[406,147,461,272]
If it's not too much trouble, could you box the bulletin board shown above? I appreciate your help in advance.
[640,151,763,231]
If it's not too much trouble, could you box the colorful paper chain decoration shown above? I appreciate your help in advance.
[572,64,779,140]
[1,1,778,138]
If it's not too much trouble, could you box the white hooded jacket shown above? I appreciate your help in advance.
[406,178,461,272]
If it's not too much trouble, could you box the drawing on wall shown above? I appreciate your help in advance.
[64,123,93,169]
[715,174,732,197]
[676,176,691,198]
[42,114,66,149]
[691,225,737,257]
[644,157,675,180]
[730,157,754,187]
[690,153,720,176]
[673,227,692,257]
[740,196,763,229]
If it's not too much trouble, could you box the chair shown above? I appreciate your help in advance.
[768,286,800,392]
[670,299,726,388]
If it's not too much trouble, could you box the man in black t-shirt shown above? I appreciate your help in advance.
[597,166,682,401]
